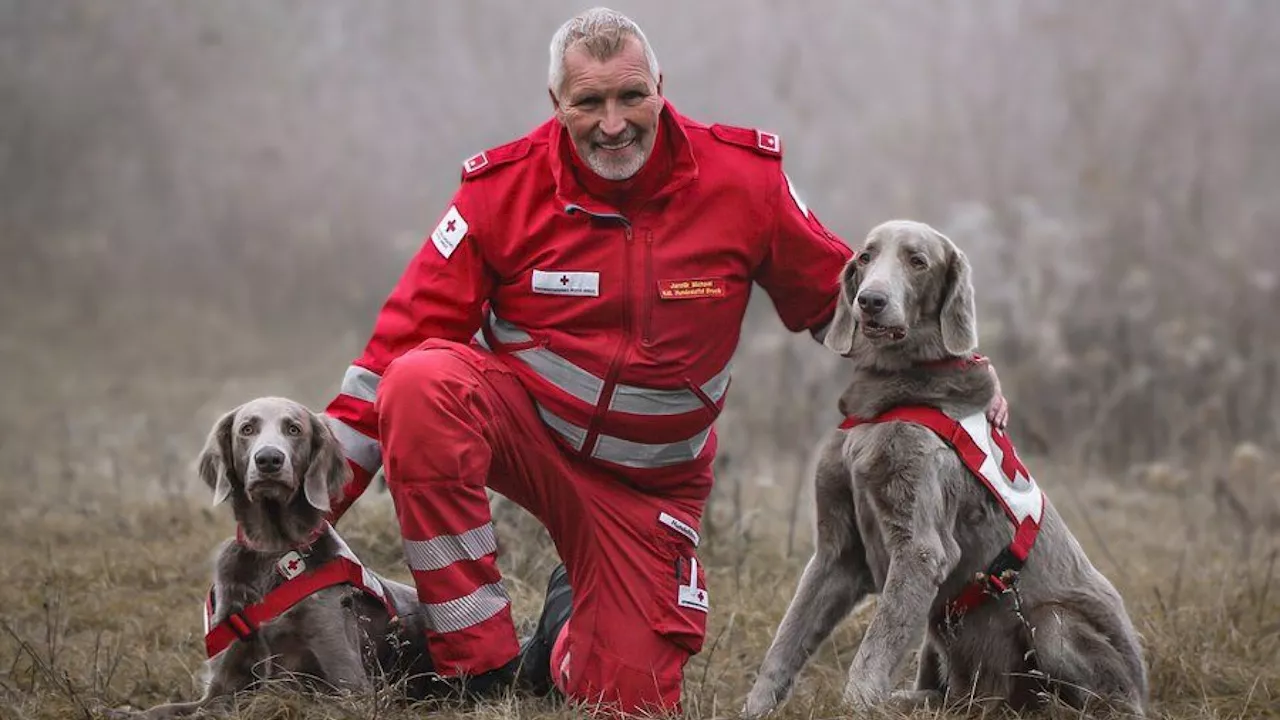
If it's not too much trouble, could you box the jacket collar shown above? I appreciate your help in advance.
[547,98,699,217]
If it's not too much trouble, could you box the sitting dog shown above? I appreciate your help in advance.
[744,221,1148,716]
[127,397,436,718]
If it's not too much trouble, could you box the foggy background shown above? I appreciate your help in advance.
[3,0,1279,520]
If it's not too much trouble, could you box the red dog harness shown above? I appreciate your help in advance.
[839,405,1044,627]
[203,525,397,658]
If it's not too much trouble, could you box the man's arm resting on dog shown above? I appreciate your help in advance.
[322,184,496,523]
[753,161,854,340]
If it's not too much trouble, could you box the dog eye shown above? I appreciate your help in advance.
[856,252,872,265]
[909,254,929,269]
[238,423,255,436]
[286,423,302,436]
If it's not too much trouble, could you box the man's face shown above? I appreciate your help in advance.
[551,36,663,181]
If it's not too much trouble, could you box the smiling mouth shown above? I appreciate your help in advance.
[862,320,907,341]
[595,137,636,152]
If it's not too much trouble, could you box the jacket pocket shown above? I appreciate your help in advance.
[683,377,725,425]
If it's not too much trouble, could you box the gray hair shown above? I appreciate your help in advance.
[548,7,661,99]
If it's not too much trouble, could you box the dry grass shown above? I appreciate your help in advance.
[0,449,1276,719]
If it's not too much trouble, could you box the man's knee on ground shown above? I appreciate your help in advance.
[557,627,695,716]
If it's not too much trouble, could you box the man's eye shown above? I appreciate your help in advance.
[575,97,601,108]
[622,91,645,103]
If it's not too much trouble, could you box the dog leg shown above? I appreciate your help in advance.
[744,451,874,718]
[913,636,944,692]
[743,552,871,718]
[1026,604,1148,717]
[842,534,955,709]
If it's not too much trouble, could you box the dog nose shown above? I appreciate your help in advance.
[254,448,285,474]
[857,290,888,315]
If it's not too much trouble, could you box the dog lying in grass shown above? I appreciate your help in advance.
[744,220,1149,717]
[120,396,436,718]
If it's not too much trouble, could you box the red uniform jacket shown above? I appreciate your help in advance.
[323,100,853,519]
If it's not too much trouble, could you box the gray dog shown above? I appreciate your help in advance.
[124,397,437,719]
[744,221,1148,717]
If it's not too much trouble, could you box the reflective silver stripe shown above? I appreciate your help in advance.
[487,312,532,343]
[536,404,586,451]
[537,404,709,469]
[593,427,712,468]
[424,582,510,634]
[610,364,732,415]
[403,525,498,572]
[517,348,603,406]
[324,416,381,473]
[488,312,731,416]
[339,365,380,403]
[486,313,604,404]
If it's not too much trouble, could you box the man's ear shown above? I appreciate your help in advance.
[198,407,239,506]
[549,88,566,124]
[823,260,861,356]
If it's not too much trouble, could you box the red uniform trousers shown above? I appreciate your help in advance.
[376,338,711,715]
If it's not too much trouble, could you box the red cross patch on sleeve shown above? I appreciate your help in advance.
[462,152,489,174]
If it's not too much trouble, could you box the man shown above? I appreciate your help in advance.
[319,7,1007,715]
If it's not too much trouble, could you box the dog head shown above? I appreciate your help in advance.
[824,219,978,363]
[198,396,351,515]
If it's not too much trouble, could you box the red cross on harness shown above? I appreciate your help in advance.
[446,219,457,233]
[560,275,570,285]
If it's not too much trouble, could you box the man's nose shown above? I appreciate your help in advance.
[600,103,627,137]
[856,290,888,316]
[254,447,285,474]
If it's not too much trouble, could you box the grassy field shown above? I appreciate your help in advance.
[1,437,1276,719]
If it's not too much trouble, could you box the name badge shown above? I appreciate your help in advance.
[532,270,600,297]
[658,277,726,300]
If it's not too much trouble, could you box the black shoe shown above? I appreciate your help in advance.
[426,654,519,703]
[515,562,573,696]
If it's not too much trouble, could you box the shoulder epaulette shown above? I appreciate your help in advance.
[709,123,782,158]
[460,137,533,180]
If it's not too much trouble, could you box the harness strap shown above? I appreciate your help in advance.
[204,555,395,658]
[839,404,1041,627]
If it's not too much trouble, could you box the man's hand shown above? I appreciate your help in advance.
[986,363,1009,429]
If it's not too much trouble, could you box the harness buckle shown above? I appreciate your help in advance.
[226,611,256,641]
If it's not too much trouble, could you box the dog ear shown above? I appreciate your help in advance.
[303,411,353,514]
[822,259,861,356]
[939,234,979,355]
[198,408,238,506]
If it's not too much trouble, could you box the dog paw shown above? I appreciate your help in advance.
[888,689,944,711]
[741,687,782,719]
[841,680,888,710]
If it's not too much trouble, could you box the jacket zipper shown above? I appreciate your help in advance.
[565,204,632,458]
[641,229,655,346]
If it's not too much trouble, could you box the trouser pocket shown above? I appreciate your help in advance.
[648,511,709,656]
